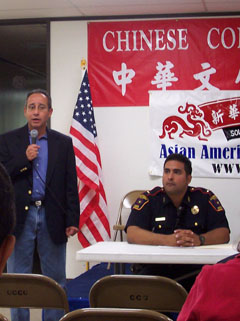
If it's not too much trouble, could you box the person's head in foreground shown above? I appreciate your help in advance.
[0,162,16,274]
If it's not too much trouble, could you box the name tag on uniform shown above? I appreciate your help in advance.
[155,217,166,222]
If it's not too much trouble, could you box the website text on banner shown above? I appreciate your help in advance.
[88,18,240,107]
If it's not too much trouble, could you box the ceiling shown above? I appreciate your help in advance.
[0,0,239,20]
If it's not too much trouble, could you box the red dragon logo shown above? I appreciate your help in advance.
[159,103,212,141]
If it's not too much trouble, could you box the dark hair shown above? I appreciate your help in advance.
[25,89,52,109]
[164,153,192,176]
[0,163,16,246]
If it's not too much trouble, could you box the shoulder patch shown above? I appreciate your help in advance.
[190,187,223,212]
[209,194,223,212]
[132,194,149,211]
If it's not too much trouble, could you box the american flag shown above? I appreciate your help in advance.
[70,70,111,247]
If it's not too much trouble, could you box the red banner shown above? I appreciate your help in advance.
[88,18,240,107]
[199,97,240,130]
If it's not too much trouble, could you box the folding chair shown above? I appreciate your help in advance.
[0,273,69,314]
[59,307,173,321]
[89,275,188,314]
[113,190,145,241]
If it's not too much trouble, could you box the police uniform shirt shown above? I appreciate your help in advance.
[125,186,230,235]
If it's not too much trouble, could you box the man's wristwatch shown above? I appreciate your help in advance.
[199,235,205,246]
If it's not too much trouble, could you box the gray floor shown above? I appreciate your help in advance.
[0,308,42,321]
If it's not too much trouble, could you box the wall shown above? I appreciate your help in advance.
[50,20,240,279]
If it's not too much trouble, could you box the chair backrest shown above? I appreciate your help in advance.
[0,273,69,313]
[89,275,188,313]
[113,190,145,241]
[59,308,173,321]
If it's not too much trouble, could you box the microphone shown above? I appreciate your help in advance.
[30,129,38,144]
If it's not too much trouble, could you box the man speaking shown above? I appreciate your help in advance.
[0,89,80,321]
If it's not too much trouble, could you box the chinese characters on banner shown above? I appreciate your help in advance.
[88,18,240,177]
[88,18,240,107]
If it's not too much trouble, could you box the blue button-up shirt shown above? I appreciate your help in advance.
[29,131,48,201]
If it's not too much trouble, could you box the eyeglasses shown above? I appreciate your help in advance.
[27,104,48,111]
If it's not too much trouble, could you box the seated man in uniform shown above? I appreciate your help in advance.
[177,241,240,321]
[125,153,230,290]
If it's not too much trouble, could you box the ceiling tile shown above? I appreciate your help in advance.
[78,4,205,16]
[0,0,238,20]
[0,0,72,10]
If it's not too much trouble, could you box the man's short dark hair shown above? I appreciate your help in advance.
[0,163,16,246]
[26,89,52,109]
[164,153,192,176]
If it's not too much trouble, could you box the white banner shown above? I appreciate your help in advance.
[149,90,240,178]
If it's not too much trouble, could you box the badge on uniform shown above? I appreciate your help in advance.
[155,217,166,222]
[191,205,199,215]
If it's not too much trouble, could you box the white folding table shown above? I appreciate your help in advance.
[76,241,238,273]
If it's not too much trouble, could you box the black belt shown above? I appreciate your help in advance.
[30,200,45,207]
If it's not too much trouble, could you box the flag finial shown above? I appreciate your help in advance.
[81,59,87,70]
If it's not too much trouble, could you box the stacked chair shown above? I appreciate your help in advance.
[60,274,187,321]
[0,273,69,317]
[89,274,187,314]
[59,307,172,321]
